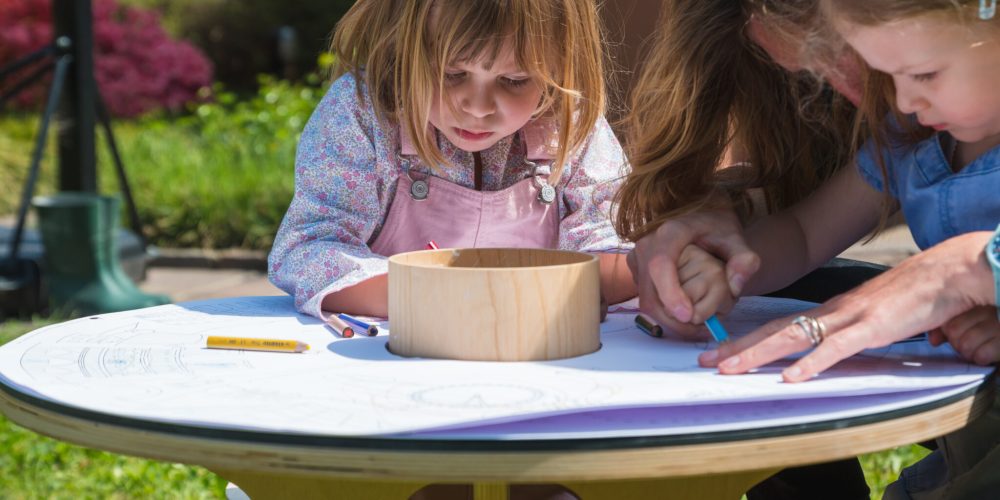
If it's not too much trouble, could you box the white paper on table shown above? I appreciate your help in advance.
[0,295,991,437]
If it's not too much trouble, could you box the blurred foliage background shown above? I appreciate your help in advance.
[0,0,349,250]
[118,0,353,92]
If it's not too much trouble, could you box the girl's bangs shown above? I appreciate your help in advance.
[429,1,541,73]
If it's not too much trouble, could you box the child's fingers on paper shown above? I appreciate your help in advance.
[688,278,733,325]
[677,247,727,284]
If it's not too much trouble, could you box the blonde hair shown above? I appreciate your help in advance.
[330,0,607,184]
[613,0,859,242]
[821,0,997,229]
[821,0,996,26]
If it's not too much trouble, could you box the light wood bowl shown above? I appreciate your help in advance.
[388,248,601,361]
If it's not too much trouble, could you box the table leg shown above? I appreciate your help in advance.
[561,468,778,500]
[474,482,509,500]
[212,467,776,500]
[210,468,430,500]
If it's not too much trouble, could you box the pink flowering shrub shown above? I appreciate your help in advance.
[0,0,213,117]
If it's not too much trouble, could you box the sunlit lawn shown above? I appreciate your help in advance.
[0,319,927,499]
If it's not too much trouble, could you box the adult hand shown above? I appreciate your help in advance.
[699,231,996,382]
[629,207,760,337]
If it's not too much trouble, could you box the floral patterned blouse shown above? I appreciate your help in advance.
[268,73,631,318]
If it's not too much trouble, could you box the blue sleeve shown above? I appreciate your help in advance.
[854,136,892,196]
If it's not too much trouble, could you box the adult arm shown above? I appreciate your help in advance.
[632,160,882,337]
[703,230,997,381]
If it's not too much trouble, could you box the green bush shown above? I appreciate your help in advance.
[1,74,327,250]
[121,0,353,91]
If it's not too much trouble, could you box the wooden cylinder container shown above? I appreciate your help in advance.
[388,248,601,361]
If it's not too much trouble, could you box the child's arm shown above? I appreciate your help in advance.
[598,253,637,305]
[558,116,639,304]
[268,75,392,319]
[740,164,886,296]
[321,275,388,318]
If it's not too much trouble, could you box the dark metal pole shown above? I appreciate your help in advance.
[52,0,97,192]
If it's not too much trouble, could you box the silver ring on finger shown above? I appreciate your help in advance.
[792,315,826,348]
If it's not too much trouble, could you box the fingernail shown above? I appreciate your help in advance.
[784,366,802,379]
[672,304,690,321]
[729,275,746,296]
[700,350,718,364]
[720,355,740,368]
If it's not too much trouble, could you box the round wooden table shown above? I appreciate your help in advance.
[0,375,991,500]
[1,294,993,499]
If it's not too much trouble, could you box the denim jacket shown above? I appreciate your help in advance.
[856,131,1000,250]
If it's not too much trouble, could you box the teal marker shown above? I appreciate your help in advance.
[705,315,729,343]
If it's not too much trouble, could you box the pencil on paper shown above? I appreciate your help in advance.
[337,313,379,336]
[634,313,663,338]
[705,315,730,343]
[206,336,309,353]
[325,315,355,338]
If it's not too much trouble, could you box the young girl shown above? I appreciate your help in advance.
[269,0,635,321]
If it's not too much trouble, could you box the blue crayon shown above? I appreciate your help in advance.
[337,313,379,337]
[705,315,729,343]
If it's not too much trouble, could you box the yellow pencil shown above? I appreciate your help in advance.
[206,336,310,353]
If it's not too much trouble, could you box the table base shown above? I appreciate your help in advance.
[212,468,778,500]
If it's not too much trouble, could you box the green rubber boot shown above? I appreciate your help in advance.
[33,192,169,316]
[99,196,170,308]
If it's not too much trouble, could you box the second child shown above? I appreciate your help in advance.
[269,0,634,320]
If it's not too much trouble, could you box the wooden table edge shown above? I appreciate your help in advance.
[0,379,992,482]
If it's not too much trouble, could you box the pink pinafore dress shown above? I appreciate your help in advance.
[370,124,561,255]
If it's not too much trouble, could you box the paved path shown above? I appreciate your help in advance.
[137,224,920,303]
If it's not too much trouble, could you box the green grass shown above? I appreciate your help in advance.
[0,317,931,499]
[0,319,227,499]
[862,444,931,498]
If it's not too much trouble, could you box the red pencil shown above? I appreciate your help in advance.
[426,240,439,250]
[325,315,355,338]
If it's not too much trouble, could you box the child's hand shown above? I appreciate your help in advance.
[677,245,736,325]
[932,306,1000,365]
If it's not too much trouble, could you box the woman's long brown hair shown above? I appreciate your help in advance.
[614,0,859,242]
